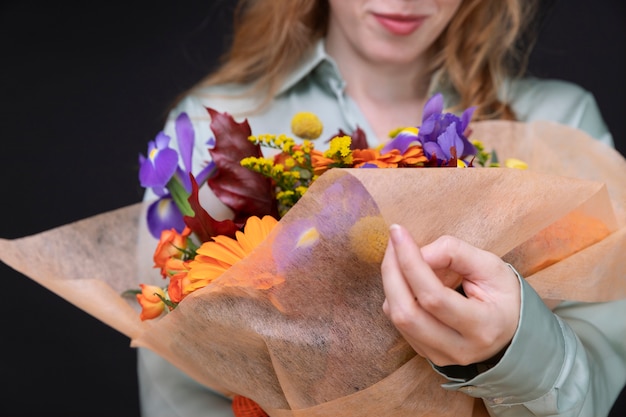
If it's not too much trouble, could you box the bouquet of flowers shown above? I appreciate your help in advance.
[133,94,526,321]
[2,94,626,416]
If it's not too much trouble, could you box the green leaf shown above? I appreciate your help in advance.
[155,292,178,310]
[121,289,141,298]
[167,177,194,217]
[490,150,499,164]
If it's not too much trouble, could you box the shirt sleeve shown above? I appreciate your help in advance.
[434,273,626,416]
[508,78,614,148]
[434,79,626,416]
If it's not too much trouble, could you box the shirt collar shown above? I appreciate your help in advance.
[276,39,343,96]
[274,38,457,109]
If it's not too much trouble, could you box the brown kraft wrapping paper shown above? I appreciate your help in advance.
[2,120,625,416]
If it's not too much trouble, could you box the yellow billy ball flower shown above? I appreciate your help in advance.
[388,127,403,138]
[291,112,323,140]
[348,216,389,264]
[505,158,528,170]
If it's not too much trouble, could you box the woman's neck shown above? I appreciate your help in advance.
[326,43,431,142]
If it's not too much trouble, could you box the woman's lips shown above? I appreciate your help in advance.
[373,14,425,36]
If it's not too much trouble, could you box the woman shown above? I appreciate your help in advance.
[137,0,625,416]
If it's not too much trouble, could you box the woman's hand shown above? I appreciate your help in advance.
[381,224,521,367]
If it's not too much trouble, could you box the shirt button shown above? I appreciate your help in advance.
[487,397,505,405]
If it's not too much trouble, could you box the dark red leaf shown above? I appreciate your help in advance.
[349,126,368,150]
[184,174,239,241]
[205,108,279,223]
[424,153,442,167]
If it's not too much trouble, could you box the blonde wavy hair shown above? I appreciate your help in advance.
[197,0,539,121]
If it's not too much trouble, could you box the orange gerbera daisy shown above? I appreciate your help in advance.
[183,215,279,297]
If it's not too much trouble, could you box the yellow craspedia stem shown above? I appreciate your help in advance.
[348,216,389,264]
[505,158,528,170]
[291,112,323,140]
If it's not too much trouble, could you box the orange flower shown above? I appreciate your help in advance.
[353,148,398,167]
[399,145,429,166]
[232,395,269,417]
[136,284,166,321]
[184,216,278,296]
[367,145,428,167]
[310,149,334,175]
[351,148,380,164]
[163,258,191,303]
[312,144,427,173]
[153,227,191,277]
[168,270,190,304]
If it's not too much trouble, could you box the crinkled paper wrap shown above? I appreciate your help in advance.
[2,121,626,416]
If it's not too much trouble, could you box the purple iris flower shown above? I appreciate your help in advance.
[422,122,464,161]
[381,93,476,163]
[138,131,178,196]
[381,128,419,155]
[175,113,194,175]
[170,112,195,192]
[171,112,216,192]
[418,94,476,162]
[139,111,216,237]
[139,112,214,195]
[146,195,186,238]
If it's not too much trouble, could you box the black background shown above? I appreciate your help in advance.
[1,1,624,416]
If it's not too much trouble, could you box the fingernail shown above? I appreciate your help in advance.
[389,224,403,244]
